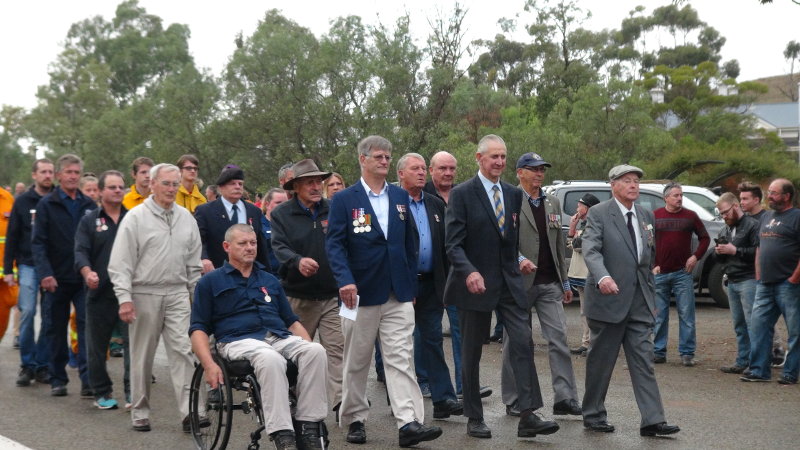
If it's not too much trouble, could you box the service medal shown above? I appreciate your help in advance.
[261,287,271,303]
[364,225,371,232]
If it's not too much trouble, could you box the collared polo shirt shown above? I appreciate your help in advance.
[190,261,299,343]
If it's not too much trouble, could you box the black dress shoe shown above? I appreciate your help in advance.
[433,398,463,419]
[570,345,588,355]
[346,421,366,444]
[640,422,680,436]
[51,384,67,397]
[553,399,582,416]
[466,418,491,438]
[584,421,615,433]
[518,412,559,437]
[132,418,151,432]
[653,355,667,364]
[506,404,521,417]
[489,333,503,343]
[479,386,492,398]
[399,420,442,447]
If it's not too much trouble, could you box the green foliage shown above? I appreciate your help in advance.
[6,0,797,193]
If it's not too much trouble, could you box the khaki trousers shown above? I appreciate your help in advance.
[340,297,423,428]
[128,292,194,422]
[287,296,343,407]
[219,335,329,434]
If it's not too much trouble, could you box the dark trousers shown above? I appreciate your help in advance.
[413,278,456,403]
[86,284,130,399]
[43,282,87,387]
[459,287,544,419]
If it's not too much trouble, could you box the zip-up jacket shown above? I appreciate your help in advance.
[31,186,96,283]
[74,206,128,291]
[108,197,202,304]
[269,197,338,300]
[3,186,48,274]
[716,214,759,283]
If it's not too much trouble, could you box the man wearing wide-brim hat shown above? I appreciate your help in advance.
[270,159,345,417]
[194,165,270,273]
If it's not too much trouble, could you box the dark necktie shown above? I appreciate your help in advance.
[626,211,638,259]
[231,203,239,224]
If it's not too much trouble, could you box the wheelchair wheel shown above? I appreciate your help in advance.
[189,356,233,450]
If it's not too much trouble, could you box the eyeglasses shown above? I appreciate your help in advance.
[182,166,199,172]
[718,206,735,216]
[523,166,547,173]
[159,181,181,188]
[368,154,392,162]
[767,190,784,196]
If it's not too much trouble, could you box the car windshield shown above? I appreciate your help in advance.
[684,192,718,216]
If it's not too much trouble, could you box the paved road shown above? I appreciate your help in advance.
[1,297,798,449]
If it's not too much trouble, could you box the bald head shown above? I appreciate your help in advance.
[429,151,457,193]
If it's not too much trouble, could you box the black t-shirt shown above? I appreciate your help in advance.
[758,208,800,283]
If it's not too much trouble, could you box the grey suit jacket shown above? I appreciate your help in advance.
[518,190,569,295]
[582,198,657,324]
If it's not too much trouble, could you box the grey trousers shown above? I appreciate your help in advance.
[582,285,666,427]
[502,282,578,406]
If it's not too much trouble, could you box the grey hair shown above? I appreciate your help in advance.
[224,223,256,242]
[430,151,456,168]
[56,153,84,172]
[662,181,682,198]
[396,153,426,172]
[150,163,180,182]
[357,135,392,157]
[477,134,506,155]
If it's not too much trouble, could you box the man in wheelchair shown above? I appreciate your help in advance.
[190,224,329,450]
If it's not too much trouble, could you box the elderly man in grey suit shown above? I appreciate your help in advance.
[501,152,581,418]
[581,164,680,437]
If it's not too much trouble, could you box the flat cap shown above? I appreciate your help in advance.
[608,164,643,180]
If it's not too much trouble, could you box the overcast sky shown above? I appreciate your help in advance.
[1,0,798,110]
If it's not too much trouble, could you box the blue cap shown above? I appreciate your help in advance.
[516,152,552,169]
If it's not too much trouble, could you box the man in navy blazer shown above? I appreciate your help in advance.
[194,166,268,273]
[326,136,443,447]
[443,135,559,440]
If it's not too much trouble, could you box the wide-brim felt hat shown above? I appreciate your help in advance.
[282,159,332,190]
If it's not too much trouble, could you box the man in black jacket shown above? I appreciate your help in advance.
[5,158,54,387]
[398,153,463,420]
[714,192,760,374]
[270,159,344,417]
[74,170,130,409]
[195,165,268,273]
[31,154,97,396]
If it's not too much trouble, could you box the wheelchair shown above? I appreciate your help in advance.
[189,350,326,450]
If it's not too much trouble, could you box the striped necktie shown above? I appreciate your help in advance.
[492,185,505,233]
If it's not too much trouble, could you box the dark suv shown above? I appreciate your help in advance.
[544,181,728,307]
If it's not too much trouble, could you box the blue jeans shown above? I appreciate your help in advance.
[412,280,456,402]
[749,281,800,381]
[43,282,88,387]
[726,279,757,368]
[445,305,463,394]
[654,270,696,357]
[17,265,50,371]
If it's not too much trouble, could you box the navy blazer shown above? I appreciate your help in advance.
[194,198,269,269]
[325,181,418,306]
[443,175,527,312]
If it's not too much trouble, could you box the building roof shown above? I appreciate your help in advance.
[750,102,798,129]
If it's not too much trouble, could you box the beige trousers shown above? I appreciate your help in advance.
[128,292,194,422]
[287,296,343,407]
[339,297,423,428]
[219,335,329,434]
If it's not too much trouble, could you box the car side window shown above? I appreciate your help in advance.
[636,193,665,212]
[563,190,611,216]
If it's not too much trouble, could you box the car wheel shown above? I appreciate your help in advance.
[706,263,729,308]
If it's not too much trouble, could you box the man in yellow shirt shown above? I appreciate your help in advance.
[175,154,206,214]
[122,157,154,210]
